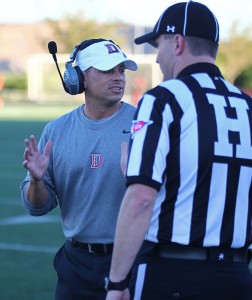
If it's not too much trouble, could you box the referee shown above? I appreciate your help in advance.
[105,1,252,300]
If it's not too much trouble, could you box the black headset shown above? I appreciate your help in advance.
[63,38,114,95]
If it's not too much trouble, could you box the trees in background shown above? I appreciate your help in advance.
[1,14,252,94]
[46,14,252,90]
[44,12,128,53]
[217,22,252,89]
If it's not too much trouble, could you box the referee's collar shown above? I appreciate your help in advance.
[176,63,223,79]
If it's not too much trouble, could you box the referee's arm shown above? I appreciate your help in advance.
[106,183,157,298]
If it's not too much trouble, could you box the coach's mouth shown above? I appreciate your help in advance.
[109,86,123,93]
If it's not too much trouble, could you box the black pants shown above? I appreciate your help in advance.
[129,245,252,300]
[54,240,111,300]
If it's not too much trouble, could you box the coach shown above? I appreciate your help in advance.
[20,38,137,299]
[105,1,252,300]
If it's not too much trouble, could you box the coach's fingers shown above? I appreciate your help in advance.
[23,147,29,160]
[22,159,29,169]
[24,138,31,149]
[30,135,38,152]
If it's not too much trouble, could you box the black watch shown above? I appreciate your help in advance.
[104,276,128,291]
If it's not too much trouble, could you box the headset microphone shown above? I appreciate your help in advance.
[48,41,85,95]
[48,41,69,93]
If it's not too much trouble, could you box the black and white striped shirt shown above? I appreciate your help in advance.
[126,63,252,249]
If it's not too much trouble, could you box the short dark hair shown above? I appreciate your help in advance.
[163,34,218,59]
[185,36,219,59]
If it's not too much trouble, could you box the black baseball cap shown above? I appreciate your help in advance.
[134,1,219,47]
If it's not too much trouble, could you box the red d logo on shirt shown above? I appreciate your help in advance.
[91,154,103,168]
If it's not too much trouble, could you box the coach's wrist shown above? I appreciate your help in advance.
[29,176,44,184]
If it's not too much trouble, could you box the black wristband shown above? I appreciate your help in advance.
[104,276,128,291]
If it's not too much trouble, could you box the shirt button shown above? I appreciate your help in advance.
[173,292,181,298]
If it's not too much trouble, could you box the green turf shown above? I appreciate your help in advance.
[0,105,70,300]
[0,250,57,299]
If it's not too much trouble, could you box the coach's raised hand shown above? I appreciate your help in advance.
[23,135,52,205]
[23,135,52,180]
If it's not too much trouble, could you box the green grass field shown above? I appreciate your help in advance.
[0,103,76,300]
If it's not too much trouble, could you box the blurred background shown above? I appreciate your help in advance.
[0,0,251,299]
[0,0,252,109]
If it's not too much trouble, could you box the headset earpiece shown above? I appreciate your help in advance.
[63,44,86,95]
[63,63,84,95]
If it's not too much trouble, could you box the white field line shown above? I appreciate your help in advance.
[0,242,58,253]
[0,214,61,253]
[0,214,60,225]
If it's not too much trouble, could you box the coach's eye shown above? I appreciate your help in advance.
[119,67,126,74]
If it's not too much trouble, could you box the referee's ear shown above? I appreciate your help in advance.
[174,34,185,56]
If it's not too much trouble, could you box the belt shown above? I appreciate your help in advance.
[71,239,113,254]
[155,244,249,263]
